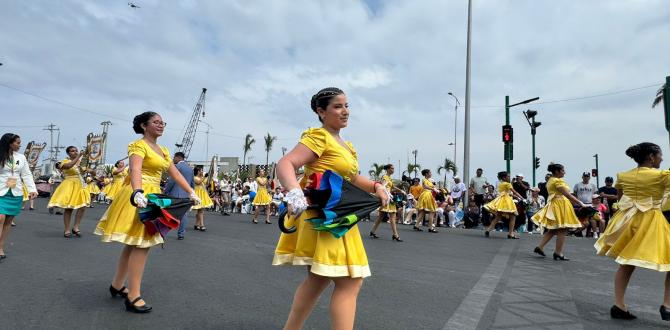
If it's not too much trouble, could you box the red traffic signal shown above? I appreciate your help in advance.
[592,169,598,177]
[502,125,513,143]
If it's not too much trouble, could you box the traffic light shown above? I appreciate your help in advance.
[534,157,540,169]
[592,168,598,177]
[502,125,513,143]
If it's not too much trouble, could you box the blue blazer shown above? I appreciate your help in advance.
[163,161,194,198]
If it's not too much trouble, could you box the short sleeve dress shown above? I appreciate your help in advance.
[191,176,214,210]
[531,177,581,229]
[484,182,517,216]
[252,177,272,206]
[417,178,437,211]
[105,167,128,200]
[94,139,171,248]
[273,127,370,278]
[47,158,90,209]
[595,167,670,271]
[380,175,396,213]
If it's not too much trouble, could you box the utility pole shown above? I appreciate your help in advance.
[593,154,600,188]
[43,123,60,173]
[100,121,112,164]
[462,0,473,209]
[504,96,540,174]
[523,110,541,186]
[448,92,460,169]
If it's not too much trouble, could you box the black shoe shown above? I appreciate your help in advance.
[72,229,81,238]
[200,226,207,231]
[177,236,184,240]
[223,212,230,216]
[610,305,636,320]
[109,285,128,298]
[29,207,34,211]
[533,247,546,257]
[63,232,72,238]
[553,253,569,261]
[194,225,201,231]
[484,230,490,238]
[507,235,519,239]
[392,235,403,242]
[369,232,379,239]
[0,254,6,261]
[413,226,423,232]
[125,296,152,313]
[428,228,439,233]
[10,221,16,227]
[661,305,670,321]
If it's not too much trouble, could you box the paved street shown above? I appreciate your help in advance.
[1,198,669,329]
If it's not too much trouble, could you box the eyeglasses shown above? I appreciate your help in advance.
[151,120,167,127]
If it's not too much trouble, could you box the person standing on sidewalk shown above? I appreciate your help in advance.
[595,142,670,321]
[469,168,490,209]
[164,151,194,240]
[0,133,37,260]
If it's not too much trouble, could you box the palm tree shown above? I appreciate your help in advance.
[264,133,277,167]
[438,158,458,188]
[369,163,384,180]
[652,83,666,109]
[404,163,421,179]
[242,134,255,168]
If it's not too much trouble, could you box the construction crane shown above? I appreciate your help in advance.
[175,88,207,159]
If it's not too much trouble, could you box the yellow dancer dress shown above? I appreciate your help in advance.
[84,177,100,195]
[595,167,670,271]
[22,184,29,202]
[417,178,437,211]
[47,159,90,209]
[380,175,397,213]
[94,139,171,248]
[273,127,370,278]
[105,167,128,200]
[252,177,272,206]
[531,177,581,229]
[191,176,214,210]
[484,182,518,216]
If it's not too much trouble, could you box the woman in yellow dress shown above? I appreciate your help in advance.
[531,163,584,260]
[370,164,404,241]
[594,143,670,321]
[94,112,199,313]
[484,171,525,239]
[415,169,439,233]
[191,166,214,231]
[252,168,272,224]
[105,160,128,201]
[274,87,389,329]
[84,176,100,208]
[47,146,90,238]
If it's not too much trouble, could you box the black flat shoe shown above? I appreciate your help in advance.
[392,235,403,242]
[109,285,128,298]
[661,305,670,321]
[533,247,546,257]
[484,230,490,238]
[413,226,423,232]
[610,305,636,320]
[553,253,569,261]
[369,232,379,239]
[265,220,272,224]
[199,226,207,231]
[428,228,439,233]
[63,232,72,238]
[193,225,201,230]
[125,296,152,313]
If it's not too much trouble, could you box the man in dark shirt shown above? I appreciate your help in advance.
[598,176,618,221]
[512,173,530,231]
[538,173,551,201]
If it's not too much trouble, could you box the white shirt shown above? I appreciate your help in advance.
[451,182,466,199]
[573,181,598,204]
[0,153,37,196]
[219,179,231,192]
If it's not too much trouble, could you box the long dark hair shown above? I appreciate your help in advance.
[0,133,19,168]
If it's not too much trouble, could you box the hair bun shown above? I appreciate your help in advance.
[625,144,641,159]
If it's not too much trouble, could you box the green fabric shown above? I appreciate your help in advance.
[0,191,23,216]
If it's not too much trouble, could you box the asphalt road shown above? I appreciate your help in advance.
[1,198,669,329]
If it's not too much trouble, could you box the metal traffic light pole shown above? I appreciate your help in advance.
[523,110,541,186]
[505,96,539,174]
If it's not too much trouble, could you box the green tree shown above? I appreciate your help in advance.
[652,83,666,109]
[264,133,277,167]
[438,158,458,188]
[368,163,385,180]
[242,134,255,168]
[405,163,421,179]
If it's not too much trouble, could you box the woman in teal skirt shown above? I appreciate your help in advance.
[0,133,37,261]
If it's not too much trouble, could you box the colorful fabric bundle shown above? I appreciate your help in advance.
[279,170,380,238]
[138,194,192,238]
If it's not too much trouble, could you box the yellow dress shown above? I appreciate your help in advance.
[105,167,128,200]
[484,182,517,216]
[380,175,397,213]
[22,185,29,202]
[531,177,581,229]
[191,176,214,210]
[252,177,272,206]
[47,159,90,209]
[273,127,370,278]
[417,178,437,211]
[84,177,100,195]
[94,139,171,248]
[595,167,670,271]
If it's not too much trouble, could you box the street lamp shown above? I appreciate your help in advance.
[504,96,540,173]
[447,92,460,168]
[523,110,541,186]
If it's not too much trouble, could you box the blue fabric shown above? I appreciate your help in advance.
[0,191,23,216]
[177,212,188,237]
[163,161,194,198]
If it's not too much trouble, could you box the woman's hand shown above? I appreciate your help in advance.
[375,184,391,207]
[286,188,308,217]
[189,191,202,206]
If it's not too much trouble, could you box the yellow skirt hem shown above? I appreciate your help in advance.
[272,253,371,278]
[93,227,163,248]
[595,242,670,272]
[192,202,214,210]
[47,202,89,209]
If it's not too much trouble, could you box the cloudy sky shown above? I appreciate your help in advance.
[1,0,669,186]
